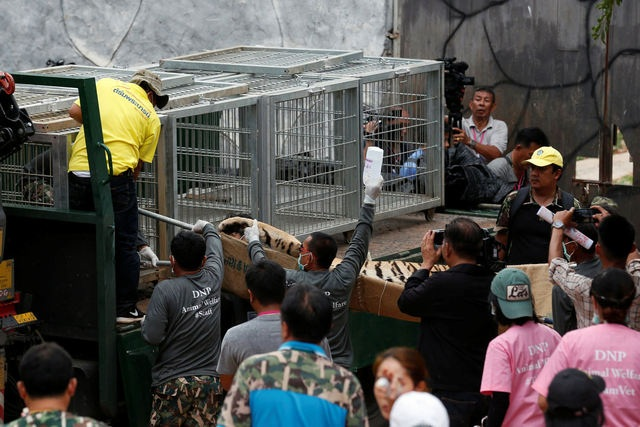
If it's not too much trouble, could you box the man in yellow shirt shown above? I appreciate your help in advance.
[67,70,168,323]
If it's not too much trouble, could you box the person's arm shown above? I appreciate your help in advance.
[473,142,502,162]
[397,232,441,316]
[141,286,168,345]
[69,103,83,124]
[486,392,510,427]
[548,209,574,263]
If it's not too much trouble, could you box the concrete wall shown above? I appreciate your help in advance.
[0,0,389,70]
[398,0,640,191]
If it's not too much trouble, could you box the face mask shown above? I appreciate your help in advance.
[592,313,601,325]
[297,253,310,271]
[562,241,575,262]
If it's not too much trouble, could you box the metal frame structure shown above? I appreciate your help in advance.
[160,45,363,75]
[305,56,444,219]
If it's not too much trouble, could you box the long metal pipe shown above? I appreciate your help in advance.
[138,208,193,230]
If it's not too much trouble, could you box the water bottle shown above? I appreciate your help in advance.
[363,146,383,183]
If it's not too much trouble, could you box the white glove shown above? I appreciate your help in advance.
[363,175,383,205]
[192,220,209,234]
[139,246,159,267]
[243,219,260,243]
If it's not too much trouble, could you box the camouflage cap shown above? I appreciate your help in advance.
[590,196,618,210]
[129,70,169,109]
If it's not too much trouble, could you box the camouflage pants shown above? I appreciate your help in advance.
[150,375,223,427]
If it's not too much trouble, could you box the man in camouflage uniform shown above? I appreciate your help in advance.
[8,342,108,427]
[217,284,369,427]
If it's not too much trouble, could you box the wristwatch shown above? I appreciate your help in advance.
[552,220,565,229]
[469,139,477,149]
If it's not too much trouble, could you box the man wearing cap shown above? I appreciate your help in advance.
[67,70,169,323]
[533,268,640,427]
[480,268,561,427]
[544,368,606,427]
[495,146,580,265]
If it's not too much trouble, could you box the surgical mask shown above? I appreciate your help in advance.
[297,252,311,271]
[562,241,576,262]
[592,313,601,325]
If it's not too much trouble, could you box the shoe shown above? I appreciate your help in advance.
[116,307,144,324]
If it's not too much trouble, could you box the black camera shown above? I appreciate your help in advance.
[439,57,475,130]
[433,229,445,247]
[573,208,597,223]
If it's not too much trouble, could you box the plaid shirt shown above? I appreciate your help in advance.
[549,257,640,330]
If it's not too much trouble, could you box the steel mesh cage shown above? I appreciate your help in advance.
[305,57,444,219]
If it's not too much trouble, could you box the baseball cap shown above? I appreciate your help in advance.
[590,196,618,210]
[389,391,449,427]
[524,146,563,168]
[129,70,169,109]
[546,368,605,424]
[490,268,533,319]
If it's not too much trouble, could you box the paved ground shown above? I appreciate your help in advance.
[575,151,633,181]
[335,210,498,260]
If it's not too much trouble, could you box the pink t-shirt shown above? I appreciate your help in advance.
[481,321,561,426]
[533,323,640,427]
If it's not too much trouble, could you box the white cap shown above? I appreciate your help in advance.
[389,391,450,427]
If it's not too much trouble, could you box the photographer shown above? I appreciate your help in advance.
[455,87,508,163]
[397,217,497,427]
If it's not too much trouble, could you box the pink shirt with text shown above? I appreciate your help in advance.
[481,321,561,426]
[532,323,640,427]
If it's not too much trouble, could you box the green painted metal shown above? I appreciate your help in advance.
[11,73,117,417]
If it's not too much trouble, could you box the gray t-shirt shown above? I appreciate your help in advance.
[248,204,374,368]
[141,223,224,386]
[487,152,516,183]
[217,313,331,375]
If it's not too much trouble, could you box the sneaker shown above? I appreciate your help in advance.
[116,307,144,324]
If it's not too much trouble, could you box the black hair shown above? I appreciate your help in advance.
[515,127,550,148]
[281,284,332,343]
[245,260,286,306]
[590,268,635,324]
[575,222,598,255]
[444,217,484,259]
[473,86,496,103]
[170,230,206,271]
[308,232,338,269]
[19,342,74,398]
[488,293,539,326]
[597,215,635,261]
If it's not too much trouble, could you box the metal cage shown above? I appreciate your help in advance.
[305,57,444,219]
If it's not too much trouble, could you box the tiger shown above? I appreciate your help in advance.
[358,259,449,285]
[218,216,302,258]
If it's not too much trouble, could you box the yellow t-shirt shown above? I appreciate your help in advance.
[68,78,161,175]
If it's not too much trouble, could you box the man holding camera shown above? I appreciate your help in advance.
[398,217,497,427]
[452,87,507,163]
[495,146,580,265]
[548,211,640,331]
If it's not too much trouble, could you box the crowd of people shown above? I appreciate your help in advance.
[9,81,640,427]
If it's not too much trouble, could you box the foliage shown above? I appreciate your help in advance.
[592,0,623,43]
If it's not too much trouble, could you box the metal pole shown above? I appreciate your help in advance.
[138,208,194,230]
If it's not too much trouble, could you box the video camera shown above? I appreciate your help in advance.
[438,57,475,132]
[0,72,34,161]
[480,229,505,273]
